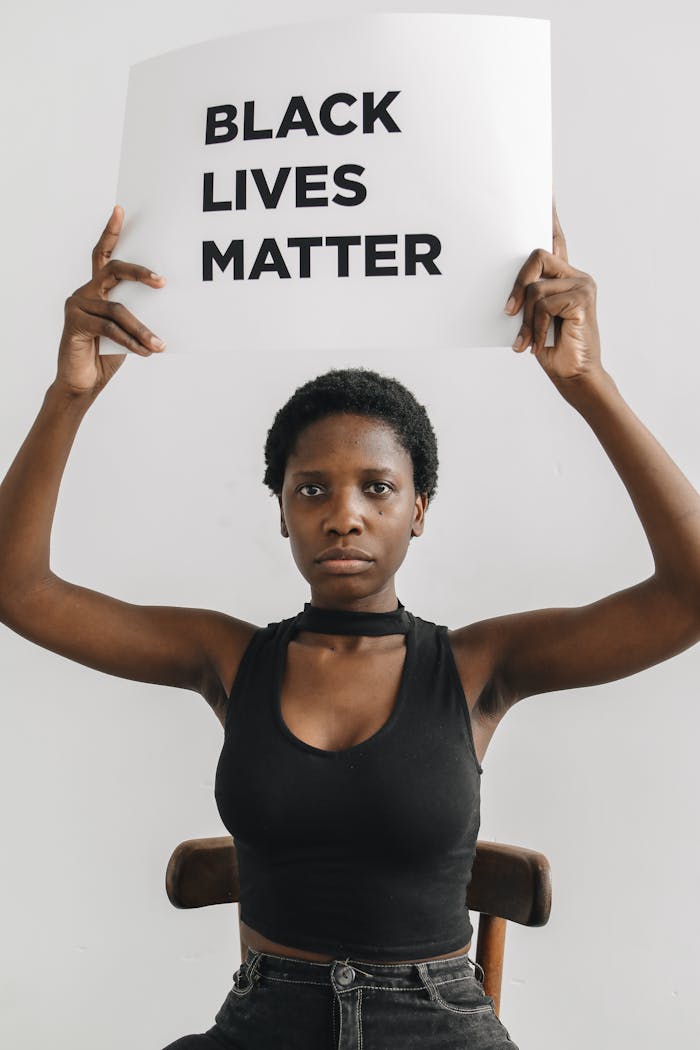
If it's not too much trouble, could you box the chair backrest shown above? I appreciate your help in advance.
[166,835,551,1017]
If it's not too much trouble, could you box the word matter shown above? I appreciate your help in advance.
[202,234,442,280]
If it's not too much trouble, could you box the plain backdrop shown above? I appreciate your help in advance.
[1,2,698,1048]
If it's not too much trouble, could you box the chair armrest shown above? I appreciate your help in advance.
[469,840,552,926]
[165,835,552,928]
[166,835,238,908]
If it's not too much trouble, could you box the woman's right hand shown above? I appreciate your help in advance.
[56,205,167,396]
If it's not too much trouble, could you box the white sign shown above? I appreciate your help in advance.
[110,13,551,355]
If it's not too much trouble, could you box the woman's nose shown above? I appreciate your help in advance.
[324,491,363,534]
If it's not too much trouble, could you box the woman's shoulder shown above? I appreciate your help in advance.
[203,609,303,721]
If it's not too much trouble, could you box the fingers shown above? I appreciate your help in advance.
[504,247,578,319]
[66,294,167,356]
[93,258,166,296]
[552,198,568,262]
[528,291,577,355]
[509,276,581,352]
[90,207,167,294]
[92,205,124,280]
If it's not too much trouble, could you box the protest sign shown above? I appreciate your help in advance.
[109,13,551,354]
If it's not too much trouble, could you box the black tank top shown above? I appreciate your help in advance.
[214,608,483,960]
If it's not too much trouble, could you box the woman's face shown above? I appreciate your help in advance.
[279,412,428,606]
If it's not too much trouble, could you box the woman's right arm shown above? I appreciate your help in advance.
[0,207,257,723]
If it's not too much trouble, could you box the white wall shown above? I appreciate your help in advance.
[1,1,698,1046]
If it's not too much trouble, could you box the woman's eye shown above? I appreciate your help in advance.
[298,482,392,497]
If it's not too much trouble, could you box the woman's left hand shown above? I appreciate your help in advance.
[504,200,603,382]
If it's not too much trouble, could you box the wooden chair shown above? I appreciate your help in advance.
[165,836,551,1018]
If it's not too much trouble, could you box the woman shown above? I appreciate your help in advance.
[1,202,699,1050]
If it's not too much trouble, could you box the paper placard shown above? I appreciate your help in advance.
[110,13,551,354]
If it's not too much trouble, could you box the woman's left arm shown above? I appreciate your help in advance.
[453,204,700,709]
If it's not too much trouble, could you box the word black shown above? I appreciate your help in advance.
[205,92,401,144]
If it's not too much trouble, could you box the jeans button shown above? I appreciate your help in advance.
[336,964,355,986]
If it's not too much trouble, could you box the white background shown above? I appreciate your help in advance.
[1,1,698,1047]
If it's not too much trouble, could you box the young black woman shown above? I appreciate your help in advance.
[1,202,699,1050]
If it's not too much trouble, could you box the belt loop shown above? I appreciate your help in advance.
[416,961,439,1001]
[247,948,263,983]
[467,955,485,984]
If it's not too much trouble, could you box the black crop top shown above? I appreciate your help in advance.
[214,608,483,960]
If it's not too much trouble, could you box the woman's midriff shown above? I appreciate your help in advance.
[240,919,472,964]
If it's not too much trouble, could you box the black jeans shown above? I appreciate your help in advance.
[162,946,519,1049]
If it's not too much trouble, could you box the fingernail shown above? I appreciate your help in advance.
[512,334,524,351]
[150,335,166,349]
[504,296,516,314]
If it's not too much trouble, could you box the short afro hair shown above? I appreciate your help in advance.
[263,367,439,505]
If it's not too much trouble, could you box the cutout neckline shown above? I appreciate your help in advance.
[274,615,416,757]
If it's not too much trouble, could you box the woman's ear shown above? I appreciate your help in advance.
[410,493,429,538]
[278,496,289,538]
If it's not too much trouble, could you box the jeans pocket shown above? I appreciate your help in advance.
[431,972,495,1015]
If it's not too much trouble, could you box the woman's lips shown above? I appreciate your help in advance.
[316,546,372,561]
[314,546,374,573]
[316,558,373,573]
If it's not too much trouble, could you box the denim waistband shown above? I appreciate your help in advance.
[240,945,484,990]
